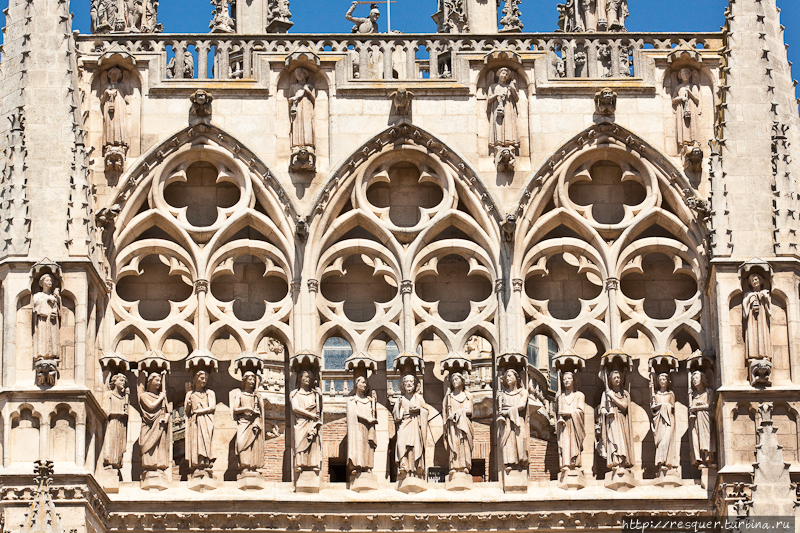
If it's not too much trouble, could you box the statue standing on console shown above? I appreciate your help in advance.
[186,369,216,480]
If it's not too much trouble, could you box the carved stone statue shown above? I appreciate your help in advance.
[599,369,633,471]
[190,90,214,118]
[605,0,628,31]
[743,272,772,363]
[185,369,216,479]
[91,0,162,33]
[556,371,585,473]
[672,68,701,148]
[347,376,377,478]
[689,370,715,467]
[103,373,129,470]
[443,372,474,479]
[166,52,195,79]
[488,68,520,150]
[138,370,170,485]
[595,87,617,116]
[650,373,678,474]
[393,374,429,486]
[291,370,322,473]
[101,68,129,172]
[497,368,529,474]
[33,274,61,386]
[289,68,315,151]
[231,371,267,476]
[210,0,235,33]
[346,1,379,34]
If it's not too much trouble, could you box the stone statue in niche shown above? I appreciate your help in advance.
[185,369,216,480]
[497,368,529,475]
[103,373,129,471]
[689,370,715,467]
[443,372,474,483]
[288,67,316,171]
[393,373,429,489]
[605,0,628,31]
[347,376,377,482]
[346,1,380,34]
[743,271,772,363]
[649,373,679,476]
[231,371,275,482]
[291,370,323,473]
[672,68,702,149]
[209,0,235,33]
[101,68,129,173]
[33,273,62,386]
[138,370,170,487]
[556,371,586,475]
[487,67,520,153]
[598,369,634,485]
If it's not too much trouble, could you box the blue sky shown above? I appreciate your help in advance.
[3,0,800,88]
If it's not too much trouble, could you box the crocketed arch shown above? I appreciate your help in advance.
[515,122,708,356]
[106,124,297,365]
[304,122,504,356]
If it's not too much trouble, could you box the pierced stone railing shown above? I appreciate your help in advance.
[75,32,722,82]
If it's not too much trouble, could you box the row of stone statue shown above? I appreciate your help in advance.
[98,57,703,175]
[556,365,715,490]
[100,361,715,493]
[89,0,630,35]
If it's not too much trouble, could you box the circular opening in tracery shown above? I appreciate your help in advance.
[366,162,443,227]
[164,161,240,227]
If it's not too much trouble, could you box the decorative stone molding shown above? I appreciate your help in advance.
[194,279,209,293]
[400,279,413,294]
[511,278,524,292]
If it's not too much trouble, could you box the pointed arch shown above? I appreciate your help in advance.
[111,123,299,241]
[306,121,503,237]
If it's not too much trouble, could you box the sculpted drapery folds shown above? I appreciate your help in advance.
[599,369,634,469]
[33,274,61,362]
[487,67,520,150]
[101,68,129,153]
[605,0,628,31]
[186,370,216,475]
[289,68,316,151]
[556,371,585,471]
[231,371,266,472]
[347,376,377,473]
[138,371,170,472]
[104,373,129,470]
[291,370,323,472]
[497,369,529,472]
[444,372,474,475]
[743,273,772,362]
[672,68,701,148]
[650,373,679,471]
[393,374,429,479]
[689,371,715,467]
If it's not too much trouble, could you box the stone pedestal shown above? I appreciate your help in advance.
[237,471,265,490]
[558,468,586,491]
[295,469,321,493]
[654,466,682,488]
[502,469,528,493]
[188,471,216,492]
[349,470,378,492]
[605,467,635,491]
[445,471,472,491]
[397,475,427,493]
[101,466,120,494]
[141,470,168,491]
